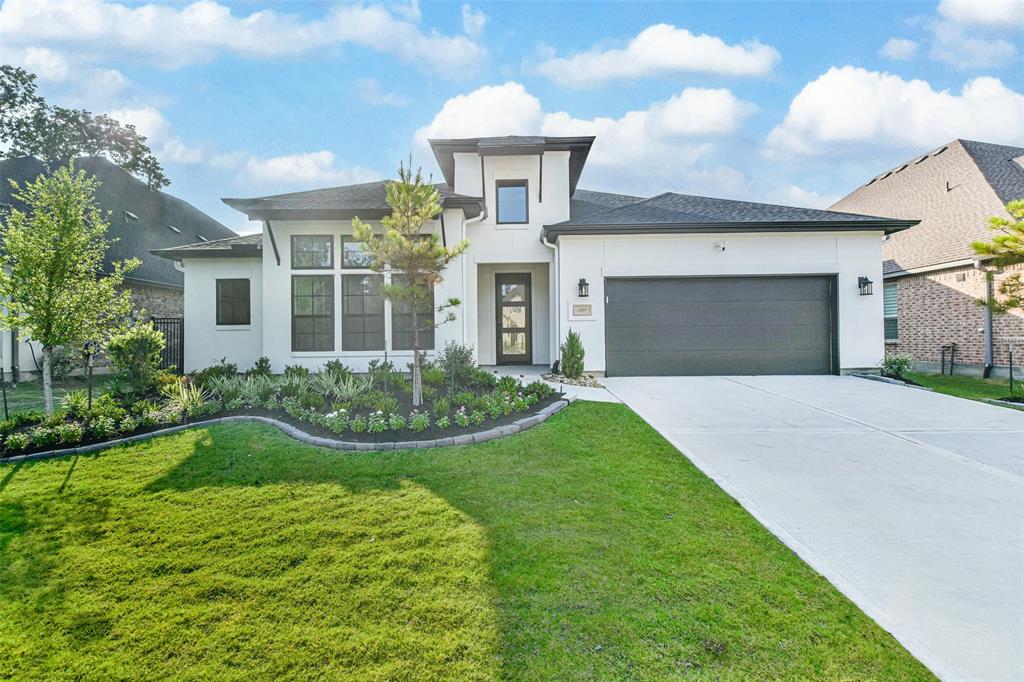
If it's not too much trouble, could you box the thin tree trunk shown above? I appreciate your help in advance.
[411,304,423,407]
[42,345,53,414]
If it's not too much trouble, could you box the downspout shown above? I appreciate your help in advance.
[983,270,994,377]
[541,232,558,370]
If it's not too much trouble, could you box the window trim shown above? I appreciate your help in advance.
[495,179,529,225]
[883,281,899,342]
[290,234,334,270]
[341,273,386,352]
[291,274,335,352]
[215,278,251,326]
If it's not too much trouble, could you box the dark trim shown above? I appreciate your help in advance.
[538,152,543,203]
[290,234,334,270]
[440,213,447,247]
[543,219,917,240]
[495,272,532,365]
[215,278,251,326]
[149,244,261,261]
[496,179,529,225]
[224,195,482,221]
[265,220,280,266]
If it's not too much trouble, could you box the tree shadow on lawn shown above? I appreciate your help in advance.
[0,403,934,680]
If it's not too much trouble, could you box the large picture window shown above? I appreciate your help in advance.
[291,235,333,269]
[884,281,898,341]
[292,275,334,351]
[216,278,250,325]
[496,179,528,224]
[391,276,434,351]
[342,274,385,351]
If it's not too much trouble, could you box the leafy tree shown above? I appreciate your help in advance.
[972,199,1024,313]
[352,162,468,406]
[0,162,139,413]
[0,65,169,189]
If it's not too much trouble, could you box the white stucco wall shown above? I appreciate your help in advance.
[182,257,263,372]
[476,263,551,366]
[556,231,886,373]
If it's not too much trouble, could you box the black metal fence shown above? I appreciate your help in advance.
[151,316,184,373]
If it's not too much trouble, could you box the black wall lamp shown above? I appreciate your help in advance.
[577,278,589,297]
[858,276,874,296]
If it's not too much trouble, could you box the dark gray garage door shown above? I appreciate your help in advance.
[605,276,835,376]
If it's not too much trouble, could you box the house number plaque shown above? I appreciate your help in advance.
[572,303,593,317]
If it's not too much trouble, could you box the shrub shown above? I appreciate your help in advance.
[284,364,311,379]
[452,391,475,409]
[57,421,84,445]
[160,380,212,418]
[61,389,90,418]
[87,416,118,440]
[0,411,45,438]
[334,375,371,402]
[322,360,353,380]
[469,410,486,426]
[349,415,368,433]
[408,411,430,432]
[512,395,528,412]
[371,393,398,416]
[278,374,308,399]
[323,410,349,434]
[205,375,244,404]
[119,415,138,434]
[467,367,497,389]
[240,375,277,406]
[88,394,127,424]
[454,407,470,428]
[388,413,407,430]
[523,379,555,400]
[191,357,238,387]
[105,323,166,393]
[4,432,30,452]
[300,391,326,411]
[560,329,585,379]
[496,375,521,395]
[247,356,273,377]
[880,353,913,379]
[435,415,451,430]
[420,366,446,388]
[48,345,80,382]
[368,412,387,433]
[30,426,60,448]
[438,341,476,390]
[432,396,450,418]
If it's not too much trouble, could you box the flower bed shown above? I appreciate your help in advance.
[0,361,563,459]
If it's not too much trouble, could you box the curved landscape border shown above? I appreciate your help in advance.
[0,397,574,465]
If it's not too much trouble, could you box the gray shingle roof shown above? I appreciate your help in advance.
[569,188,644,221]
[224,180,481,220]
[0,156,236,288]
[151,233,261,261]
[960,140,1024,205]
[545,191,913,239]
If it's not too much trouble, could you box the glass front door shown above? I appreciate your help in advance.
[495,273,532,364]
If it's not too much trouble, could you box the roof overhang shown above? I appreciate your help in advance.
[222,195,482,221]
[542,219,917,241]
[150,243,261,262]
[429,136,595,196]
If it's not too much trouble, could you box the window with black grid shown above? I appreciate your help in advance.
[390,275,434,351]
[292,275,334,351]
[342,274,385,351]
[291,235,333,269]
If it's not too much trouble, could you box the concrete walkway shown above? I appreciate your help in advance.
[603,375,1024,682]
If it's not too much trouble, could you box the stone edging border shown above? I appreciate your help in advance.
[850,373,934,391]
[0,397,575,465]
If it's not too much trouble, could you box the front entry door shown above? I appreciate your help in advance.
[495,273,532,364]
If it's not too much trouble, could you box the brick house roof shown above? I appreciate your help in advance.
[830,139,1024,275]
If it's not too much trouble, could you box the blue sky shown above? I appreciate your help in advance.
[0,0,1021,233]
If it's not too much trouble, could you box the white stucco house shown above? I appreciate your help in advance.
[152,135,915,376]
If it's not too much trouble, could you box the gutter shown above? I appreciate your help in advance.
[542,219,917,241]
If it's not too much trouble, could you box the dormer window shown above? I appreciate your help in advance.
[496,180,528,224]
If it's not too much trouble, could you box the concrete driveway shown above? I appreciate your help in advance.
[603,375,1024,682]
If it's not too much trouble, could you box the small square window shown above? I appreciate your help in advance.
[291,235,333,269]
[496,180,528,224]
[341,236,374,268]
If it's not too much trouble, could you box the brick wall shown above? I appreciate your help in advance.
[124,281,183,318]
[886,263,1024,368]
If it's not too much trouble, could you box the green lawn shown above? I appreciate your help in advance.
[0,376,116,416]
[905,371,1023,404]
[0,402,932,680]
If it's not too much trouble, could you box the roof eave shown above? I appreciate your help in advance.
[223,196,482,221]
[542,219,918,241]
[150,245,262,262]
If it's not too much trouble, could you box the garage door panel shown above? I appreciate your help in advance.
[605,276,835,376]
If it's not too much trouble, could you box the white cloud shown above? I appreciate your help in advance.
[535,23,780,88]
[879,38,918,61]
[765,66,1024,157]
[244,151,381,187]
[767,184,841,209]
[107,106,204,164]
[929,21,1017,68]
[938,0,1024,27]
[354,78,408,107]
[0,0,486,77]
[21,46,68,80]
[414,81,754,195]
[461,4,486,39]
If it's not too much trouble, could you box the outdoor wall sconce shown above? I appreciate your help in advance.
[577,278,589,297]
[858,276,874,296]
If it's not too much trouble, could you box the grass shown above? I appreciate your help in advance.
[0,376,116,416]
[905,371,1022,404]
[0,402,932,680]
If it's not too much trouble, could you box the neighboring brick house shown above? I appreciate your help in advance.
[0,156,237,378]
[831,140,1024,375]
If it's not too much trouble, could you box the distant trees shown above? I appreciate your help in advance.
[972,199,1024,313]
[0,65,169,189]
